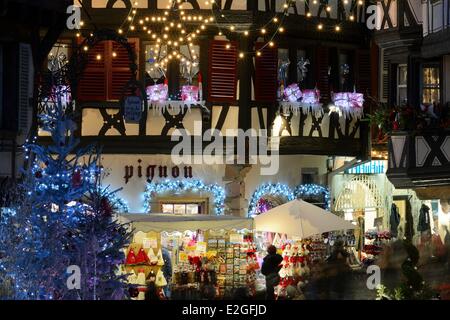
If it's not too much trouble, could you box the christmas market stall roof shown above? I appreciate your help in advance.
[254,199,356,239]
[118,214,253,233]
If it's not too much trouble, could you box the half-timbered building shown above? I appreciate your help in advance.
[33,0,377,218]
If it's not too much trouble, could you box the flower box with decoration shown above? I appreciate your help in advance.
[284,84,302,103]
[146,83,168,103]
[181,85,199,103]
[299,88,323,116]
[279,84,304,116]
[332,91,365,119]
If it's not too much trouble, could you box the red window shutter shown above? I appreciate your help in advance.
[109,39,139,100]
[254,42,278,103]
[78,41,107,101]
[207,40,238,103]
[355,49,371,97]
[316,46,330,101]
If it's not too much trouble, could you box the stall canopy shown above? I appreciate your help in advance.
[254,199,356,238]
[119,214,253,233]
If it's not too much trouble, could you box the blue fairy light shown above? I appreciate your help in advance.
[293,183,331,210]
[248,183,295,216]
[144,179,226,215]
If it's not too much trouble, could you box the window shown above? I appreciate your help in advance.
[78,39,139,101]
[160,201,204,215]
[397,65,407,105]
[278,48,289,84]
[422,65,440,105]
[339,52,350,91]
[144,43,200,87]
[301,168,319,184]
[296,49,309,84]
[47,42,70,71]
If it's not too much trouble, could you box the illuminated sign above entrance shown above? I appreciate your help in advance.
[345,161,387,175]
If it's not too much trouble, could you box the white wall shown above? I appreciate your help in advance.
[423,0,450,36]
[93,154,327,213]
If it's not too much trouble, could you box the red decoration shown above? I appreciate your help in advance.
[35,171,43,179]
[72,170,82,187]
[126,248,137,265]
[100,197,113,217]
[393,121,400,131]
[135,248,149,264]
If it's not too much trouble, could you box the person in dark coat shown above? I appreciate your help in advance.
[418,204,431,233]
[390,203,401,238]
[261,245,283,300]
[161,248,172,298]
[326,239,351,300]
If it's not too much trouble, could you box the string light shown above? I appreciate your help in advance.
[144,179,225,215]
[248,183,295,216]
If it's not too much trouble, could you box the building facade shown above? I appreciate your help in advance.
[34,0,375,218]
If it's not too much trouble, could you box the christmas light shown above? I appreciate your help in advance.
[293,184,331,210]
[248,183,295,216]
[144,179,225,215]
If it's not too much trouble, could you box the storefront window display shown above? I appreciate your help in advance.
[120,214,257,300]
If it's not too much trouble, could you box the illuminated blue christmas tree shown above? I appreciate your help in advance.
[0,84,131,300]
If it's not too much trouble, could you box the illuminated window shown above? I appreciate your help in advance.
[47,42,70,71]
[144,43,200,86]
[160,201,203,214]
[422,65,440,105]
[278,48,289,84]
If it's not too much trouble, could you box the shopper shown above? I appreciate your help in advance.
[161,247,172,298]
[144,282,161,301]
[376,240,407,291]
[326,239,351,300]
[261,245,283,300]
[304,261,328,300]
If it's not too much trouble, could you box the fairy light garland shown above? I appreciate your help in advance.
[248,183,295,217]
[293,183,331,210]
[248,182,331,216]
[208,0,366,58]
[76,1,365,62]
[143,179,226,215]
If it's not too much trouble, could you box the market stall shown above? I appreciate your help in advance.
[253,200,358,298]
[119,214,257,299]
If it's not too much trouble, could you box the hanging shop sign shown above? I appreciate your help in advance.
[123,95,143,123]
[345,160,387,175]
[124,159,193,183]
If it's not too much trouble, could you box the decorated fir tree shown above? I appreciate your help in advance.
[70,184,132,300]
[0,83,131,300]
